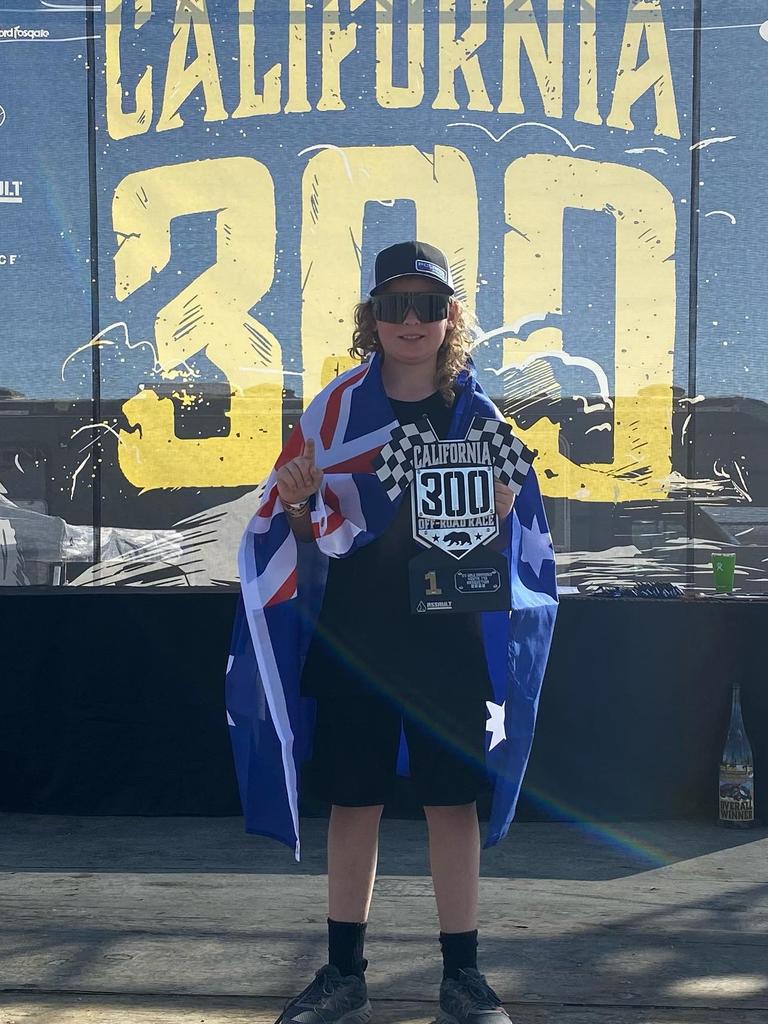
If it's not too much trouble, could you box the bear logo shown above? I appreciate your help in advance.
[443,530,471,547]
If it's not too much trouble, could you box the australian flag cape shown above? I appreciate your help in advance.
[226,352,558,860]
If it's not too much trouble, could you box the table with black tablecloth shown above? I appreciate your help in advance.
[1,592,764,824]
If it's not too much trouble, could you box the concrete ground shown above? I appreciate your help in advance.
[1,814,767,1023]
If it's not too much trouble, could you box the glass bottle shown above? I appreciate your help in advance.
[718,683,756,828]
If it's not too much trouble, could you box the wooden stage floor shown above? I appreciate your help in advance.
[1,814,767,1023]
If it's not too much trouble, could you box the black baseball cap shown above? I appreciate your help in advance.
[367,240,455,297]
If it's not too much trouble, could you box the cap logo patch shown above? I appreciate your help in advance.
[415,259,447,282]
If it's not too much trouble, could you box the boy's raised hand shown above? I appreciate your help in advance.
[276,437,324,505]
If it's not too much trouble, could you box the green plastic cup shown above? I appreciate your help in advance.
[711,552,736,594]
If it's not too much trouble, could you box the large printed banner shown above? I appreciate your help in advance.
[1,0,767,594]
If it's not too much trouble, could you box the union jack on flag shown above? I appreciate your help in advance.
[226,353,558,859]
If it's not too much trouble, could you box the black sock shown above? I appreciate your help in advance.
[440,929,478,981]
[328,917,367,979]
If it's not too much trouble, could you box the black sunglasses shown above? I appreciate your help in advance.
[371,291,451,324]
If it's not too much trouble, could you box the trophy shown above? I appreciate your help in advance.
[374,416,537,614]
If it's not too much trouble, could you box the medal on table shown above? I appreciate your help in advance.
[373,415,537,614]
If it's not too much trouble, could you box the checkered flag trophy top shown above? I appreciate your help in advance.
[372,416,438,499]
[464,417,537,493]
[373,414,537,500]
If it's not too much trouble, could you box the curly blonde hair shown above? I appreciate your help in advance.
[349,294,478,405]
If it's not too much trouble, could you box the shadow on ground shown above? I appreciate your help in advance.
[1,816,767,1013]
[1,813,766,880]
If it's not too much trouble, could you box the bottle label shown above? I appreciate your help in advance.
[719,766,755,823]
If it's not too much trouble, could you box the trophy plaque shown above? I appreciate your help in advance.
[373,415,537,615]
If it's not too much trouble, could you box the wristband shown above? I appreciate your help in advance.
[284,498,310,518]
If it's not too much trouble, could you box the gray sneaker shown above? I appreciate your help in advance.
[273,960,372,1024]
[437,967,512,1024]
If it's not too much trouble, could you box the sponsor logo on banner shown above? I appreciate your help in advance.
[0,106,6,128]
[0,180,23,204]
[0,254,19,266]
[411,439,498,560]
[0,27,51,41]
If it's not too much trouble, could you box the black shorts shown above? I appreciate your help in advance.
[306,685,492,807]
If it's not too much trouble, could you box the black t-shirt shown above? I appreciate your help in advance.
[300,391,494,705]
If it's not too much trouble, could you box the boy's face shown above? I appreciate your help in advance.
[373,276,455,369]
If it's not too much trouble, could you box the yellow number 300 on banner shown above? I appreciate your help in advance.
[114,146,675,501]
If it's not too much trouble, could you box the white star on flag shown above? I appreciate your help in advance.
[520,515,554,578]
[485,700,507,751]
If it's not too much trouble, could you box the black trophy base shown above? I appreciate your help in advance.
[408,547,511,614]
